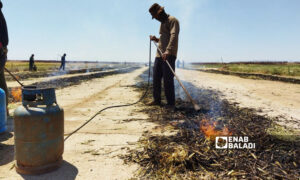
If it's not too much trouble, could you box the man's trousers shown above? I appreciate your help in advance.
[153,55,176,105]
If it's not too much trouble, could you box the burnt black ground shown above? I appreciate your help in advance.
[8,66,140,103]
[121,69,300,179]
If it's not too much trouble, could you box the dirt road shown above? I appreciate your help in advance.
[1,67,156,180]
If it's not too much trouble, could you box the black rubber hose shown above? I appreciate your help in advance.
[64,40,152,141]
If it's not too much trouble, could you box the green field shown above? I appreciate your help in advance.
[5,61,60,72]
[193,63,300,77]
[4,61,114,72]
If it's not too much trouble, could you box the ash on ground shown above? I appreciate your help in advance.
[121,82,300,179]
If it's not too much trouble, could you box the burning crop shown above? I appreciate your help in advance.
[11,87,22,102]
[121,85,300,179]
[200,118,232,140]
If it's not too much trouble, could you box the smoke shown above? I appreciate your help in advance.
[47,62,113,77]
[175,69,188,101]
[49,70,67,77]
[174,0,200,30]
[174,67,226,121]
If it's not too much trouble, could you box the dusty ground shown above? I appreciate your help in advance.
[176,68,300,131]
[0,66,299,179]
[0,67,157,180]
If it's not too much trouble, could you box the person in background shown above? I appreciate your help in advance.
[59,53,66,71]
[182,60,184,68]
[29,54,35,71]
[149,3,180,109]
[0,0,9,116]
[177,59,181,68]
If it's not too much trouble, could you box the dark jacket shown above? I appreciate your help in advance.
[0,4,8,67]
[0,8,8,47]
[30,56,34,65]
[61,56,66,63]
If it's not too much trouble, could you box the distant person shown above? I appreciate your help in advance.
[59,53,66,71]
[182,60,184,68]
[0,0,9,115]
[149,3,180,109]
[29,54,36,71]
[177,59,181,68]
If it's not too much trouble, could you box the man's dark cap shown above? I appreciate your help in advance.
[149,3,164,19]
[0,1,3,9]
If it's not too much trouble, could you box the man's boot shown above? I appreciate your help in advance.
[147,101,161,106]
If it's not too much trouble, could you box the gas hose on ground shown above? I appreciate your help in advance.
[64,40,152,141]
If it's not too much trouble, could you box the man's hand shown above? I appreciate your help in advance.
[0,47,7,56]
[0,42,3,57]
[150,35,159,43]
[0,47,4,58]
[0,47,7,68]
[162,52,169,61]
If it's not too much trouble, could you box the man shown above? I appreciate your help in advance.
[177,59,181,68]
[59,53,66,71]
[29,54,34,71]
[149,3,180,108]
[0,1,9,115]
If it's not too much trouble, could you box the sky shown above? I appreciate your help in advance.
[2,0,300,62]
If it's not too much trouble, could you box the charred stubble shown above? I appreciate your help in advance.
[121,72,300,179]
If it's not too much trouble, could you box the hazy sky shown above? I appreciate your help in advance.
[2,0,300,62]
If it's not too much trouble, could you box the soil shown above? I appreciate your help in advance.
[0,66,299,179]
[176,68,300,131]
[1,67,156,179]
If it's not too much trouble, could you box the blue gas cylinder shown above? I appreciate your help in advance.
[0,88,7,133]
[14,87,64,175]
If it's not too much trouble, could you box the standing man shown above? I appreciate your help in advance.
[149,3,180,108]
[29,54,34,71]
[177,59,181,68]
[0,1,9,115]
[59,53,66,71]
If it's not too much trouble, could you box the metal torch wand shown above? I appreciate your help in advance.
[153,42,200,111]
[4,67,24,87]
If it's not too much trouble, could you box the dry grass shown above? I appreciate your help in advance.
[5,61,60,72]
[121,84,300,179]
[193,63,300,77]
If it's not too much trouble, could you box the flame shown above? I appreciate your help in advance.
[11,87,22,102]
[200,118,232,140]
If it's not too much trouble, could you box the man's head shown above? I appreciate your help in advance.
[63,53,66,56]
[0,1,3,9]
[149,3,167,22]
